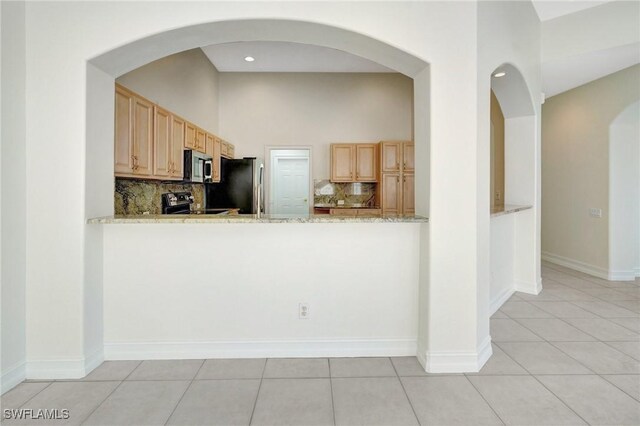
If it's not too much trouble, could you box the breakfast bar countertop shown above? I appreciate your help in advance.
[87,213,429,224]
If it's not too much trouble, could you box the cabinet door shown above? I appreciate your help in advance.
[205,133,214,156]
[355,144,378,182]
[228,144,235,159]
[331,144,355,182]
[153,107,171,177]
[114,87,134,174]
[132,96,154,176]
[402,173,415,214]
[221,140,229,157]
[195,128,206,152]
[381,142,401,173]
[403,142,415,173]
[170,116,185,178]
[185,122,197,149]
[381,173,402,215]
[212,137,222,182]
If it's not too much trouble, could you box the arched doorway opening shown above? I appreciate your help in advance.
[488,63,540,314]
[84,18,432,364]
[609,100,640,280]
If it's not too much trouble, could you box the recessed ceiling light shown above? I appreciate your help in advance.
[244,56,255,62]
[493,71,506,78]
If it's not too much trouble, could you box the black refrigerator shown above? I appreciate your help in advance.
[205,157,264,214]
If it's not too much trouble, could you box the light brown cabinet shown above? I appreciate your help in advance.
[212,136,222,182]
[114,84,236,181]
[329,208,381,216]
[114,85,154,177]
[379,141,415,215]
[220,140,235,159]
[185,122,197,150]
[381,173,402,215]
[402,173,415,214]
[153,106,171,177]
[170,116,185,179]
[195,127,206,152]
[331,143,378,182]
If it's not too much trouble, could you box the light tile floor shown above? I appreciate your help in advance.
[2,262,639,425]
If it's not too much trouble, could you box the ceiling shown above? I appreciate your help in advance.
[531,0,613,21]
[201,41,395,73]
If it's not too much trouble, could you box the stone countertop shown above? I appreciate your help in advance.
[313,204,380,209]
[88,213,429,224]
[491,204,533,217]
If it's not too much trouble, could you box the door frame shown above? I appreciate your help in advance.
[264,146,313,214]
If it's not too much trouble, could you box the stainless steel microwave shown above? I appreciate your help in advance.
[183,150,212,183]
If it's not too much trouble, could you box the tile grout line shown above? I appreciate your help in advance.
[163,359,206,425]
[15,381,54,410]
[327,359,337,426]
[388,357,422,426]
[248,358,267,426]
[80,360,143,425]
[463,375,507,425]
[508,285,637,374]
[528,374,592,425]
[597,374,640,403]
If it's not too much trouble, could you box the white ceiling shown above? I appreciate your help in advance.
[531,0,613,21]
[201,41,395,73]
[543,42,640,97]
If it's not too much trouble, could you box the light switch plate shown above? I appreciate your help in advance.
[589,208,602,218]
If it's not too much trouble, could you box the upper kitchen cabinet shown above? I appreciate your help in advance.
[331,144,355,182]
[381,141,402,173]
[403,142,415,173]
[170,115,185,179]
[114,85,153,177]
[185,122,197,150]
[212,136,221,182]
[220,140,235,159]
[153,106,171,177]
[331,143,378,182]
[195,127,206,152]
[355,144,378,182]
[379,140,415,215]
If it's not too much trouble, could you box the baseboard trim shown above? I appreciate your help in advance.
[1,361,26,394]
[26,350,104,380]
[490,287,514,316]
[84,349,105,377]
[515,278,542,295]
[104,338,417,360]
[543,251,636,281]
[422,336,492,373]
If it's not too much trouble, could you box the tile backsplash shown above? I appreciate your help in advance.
[313,179,376,207]
[115,178,204,215]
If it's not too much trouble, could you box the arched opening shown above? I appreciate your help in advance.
[609,100,640,280]
[488,63,540,313]
[84,18,432,362]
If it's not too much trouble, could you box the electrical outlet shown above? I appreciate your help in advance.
[299,303,309,319]
[589,208,602,218]
[337,200,345,206]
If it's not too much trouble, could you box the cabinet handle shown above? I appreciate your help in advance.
[396,176,399,183]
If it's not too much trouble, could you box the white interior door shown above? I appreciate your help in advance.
[274,157,310,214]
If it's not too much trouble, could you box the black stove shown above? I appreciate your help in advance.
[162,192,194,214]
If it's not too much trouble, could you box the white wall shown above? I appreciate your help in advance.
[7,1,540,377]
[219,72,413,178]
[490,215,515,314]
[609,101,640,278]
[103,223,421,358]
[116,48,220,134]
[542,65,640,279]
[476,0,541,361]
[1,0,27,392]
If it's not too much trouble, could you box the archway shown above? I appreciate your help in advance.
[84,18,432,367]
[488,63,540,314]
[609,100,640,280]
